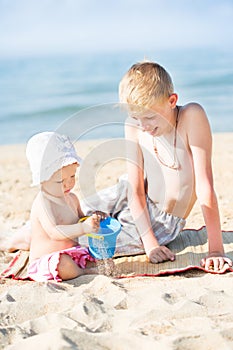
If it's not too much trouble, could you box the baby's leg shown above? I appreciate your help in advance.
[57,254,115,280]
[57,254,99,280]
[0,224,31,252]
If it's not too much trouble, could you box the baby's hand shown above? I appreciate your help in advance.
[91,210,108,221]
[82,214,101,234]
[201,254,232,273]
[147,245,175,264]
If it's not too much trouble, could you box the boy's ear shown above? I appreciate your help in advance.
[168,93,178,108]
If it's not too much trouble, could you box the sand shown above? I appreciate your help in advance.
[0,133,233,349]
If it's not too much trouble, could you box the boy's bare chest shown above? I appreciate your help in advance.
[140,132,194,201]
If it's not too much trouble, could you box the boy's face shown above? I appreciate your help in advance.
[129,94,177,137]
[41,163,78,197]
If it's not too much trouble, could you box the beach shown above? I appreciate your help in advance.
[0,133,233,349]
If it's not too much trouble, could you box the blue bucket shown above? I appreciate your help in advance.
[87,217,121,259]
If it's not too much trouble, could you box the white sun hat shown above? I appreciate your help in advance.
[26,131,82,186]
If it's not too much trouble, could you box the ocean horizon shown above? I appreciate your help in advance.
[0,48,232,145]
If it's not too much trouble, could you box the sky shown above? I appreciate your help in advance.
[0,0,233,57]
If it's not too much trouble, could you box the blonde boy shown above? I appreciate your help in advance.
[119,61,232,272]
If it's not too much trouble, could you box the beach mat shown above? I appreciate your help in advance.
[1,227,233,280]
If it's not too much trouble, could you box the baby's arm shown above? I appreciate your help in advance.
[34,193,100,241]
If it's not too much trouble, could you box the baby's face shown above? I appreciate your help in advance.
[42,163,78,197]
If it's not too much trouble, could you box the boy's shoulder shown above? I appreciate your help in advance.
[179,103,212,143]
[179,102,209,128]
[181,102,205,114]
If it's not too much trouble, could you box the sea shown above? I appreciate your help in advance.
[0,48,232,145]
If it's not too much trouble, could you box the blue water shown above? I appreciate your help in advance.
[0,48,232,144]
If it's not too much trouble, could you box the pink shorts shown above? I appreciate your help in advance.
[28,246,94,282]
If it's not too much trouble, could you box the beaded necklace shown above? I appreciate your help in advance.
[153,106,180,170]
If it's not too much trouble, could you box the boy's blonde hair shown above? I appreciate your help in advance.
[119,61,174,108]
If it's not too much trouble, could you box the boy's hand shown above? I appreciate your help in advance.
[147,246,175,264]
[201,254,232,273]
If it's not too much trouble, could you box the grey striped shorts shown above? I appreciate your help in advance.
[80,175,186,257]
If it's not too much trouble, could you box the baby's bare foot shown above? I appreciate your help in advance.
[0,236,30,252]
[0,237,13,252]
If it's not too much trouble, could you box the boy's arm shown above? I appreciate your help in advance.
[125,120,175,263]
[186,103,232,271]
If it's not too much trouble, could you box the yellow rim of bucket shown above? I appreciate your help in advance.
[86,233,104,240]
[78,216,104,240]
